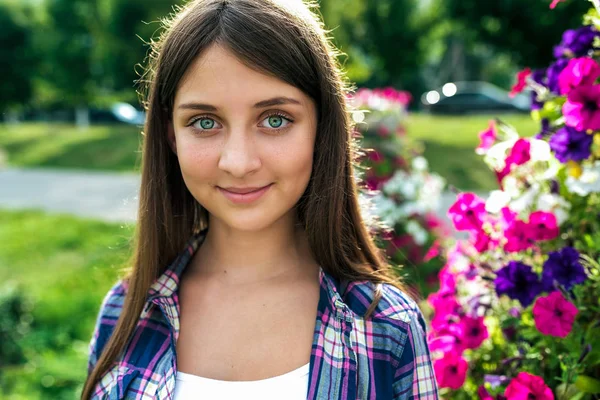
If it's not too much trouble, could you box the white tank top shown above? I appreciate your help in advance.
[173,363,310,399]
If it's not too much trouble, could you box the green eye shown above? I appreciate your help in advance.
[268,115,283,128]
[198,118,215,129]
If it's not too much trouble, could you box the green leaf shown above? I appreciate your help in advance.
[575,375,600,394]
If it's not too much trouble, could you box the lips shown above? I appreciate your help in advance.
[220,185,270,194]
[217,184,273,205]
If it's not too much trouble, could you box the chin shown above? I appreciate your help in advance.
[207,207,293,233]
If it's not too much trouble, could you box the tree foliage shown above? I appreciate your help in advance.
[0,1,37,110]
[440,0,591,68]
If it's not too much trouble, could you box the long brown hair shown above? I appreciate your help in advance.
[82,0,406,397]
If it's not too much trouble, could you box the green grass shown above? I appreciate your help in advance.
[0,115,539,190]
[0,123,142,172]
[0,210,134,399]
[405,113,538,191]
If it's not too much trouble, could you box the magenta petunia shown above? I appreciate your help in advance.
[478,385,494,400]
[532,291,579,338]
[459,315,489,350]
[563,84,600,131]
[503,220,534,253]
[505,372,554,400]
[505,138,531,167]
[558,57,600,95]
[526,211,559,241]
[509,68,531,97]
[434,351,469,390]
[448,192,487,232]
[476,120,497,154]
[472,229,492,253]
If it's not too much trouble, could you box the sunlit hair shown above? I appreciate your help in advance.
[81,0,406,397]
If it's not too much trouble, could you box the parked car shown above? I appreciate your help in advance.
[420,81,530,114]
[90,102,146,125]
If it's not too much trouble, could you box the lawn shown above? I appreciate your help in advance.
[0,210,133,399]
[0,123,142,172]
[0,113,538,190]
[405,113,538,191]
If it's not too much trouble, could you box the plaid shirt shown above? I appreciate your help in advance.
[87,231,439,399]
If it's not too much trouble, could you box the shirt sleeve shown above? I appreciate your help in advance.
[393,306,439,399]
[87,280,127,377]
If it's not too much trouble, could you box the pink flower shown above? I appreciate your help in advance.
[550,0,564,9]
[478,385,494,400]
[563,85,600,131]
[424,240,441,261]
[532,291,579,338]
[476,120,497,154]
[459,316,489,350]
[377,125,391,137]
[448,193,487,232]
[505,372,554,400]
[367,149,383,162]
[527,211,559,241]
[472,230,492,253]
[434,351,468,389]
[510,68,532,97]
[558,57,600,95]
[504,220,534,253]
[505,138,531,167]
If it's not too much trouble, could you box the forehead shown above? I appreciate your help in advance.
[174,44,311,108]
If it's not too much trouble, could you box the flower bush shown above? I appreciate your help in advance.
[427,1,600,399]
[348,87,447,296]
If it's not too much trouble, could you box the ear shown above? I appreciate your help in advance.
[167,121,177,155]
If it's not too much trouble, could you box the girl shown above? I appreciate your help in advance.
[82,0,439,398]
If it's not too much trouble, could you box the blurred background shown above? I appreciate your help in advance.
[0,0,590,398]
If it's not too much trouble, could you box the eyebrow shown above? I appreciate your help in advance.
[177,96,302,111]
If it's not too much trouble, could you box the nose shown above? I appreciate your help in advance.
[217,128,262,178]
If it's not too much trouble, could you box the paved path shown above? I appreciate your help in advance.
[0,167,470,224]
[0,167,139,222]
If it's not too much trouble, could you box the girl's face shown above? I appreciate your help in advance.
[169,44,318,232]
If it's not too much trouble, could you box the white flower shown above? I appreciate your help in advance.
[510,183,540,213]
[537,193,571,225]
[502,176,521,198]
[566,161,600,196]
[406,220,428,245]
[370,194,397,226]
[412,156,428,172]
[484,139,517,171]
[529,139,552,162]
[485,190,511,213]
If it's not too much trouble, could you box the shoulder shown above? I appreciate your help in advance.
[99,279,128,316]
[87,279,129,374]
[344,279,423,324]
[343,280,430,361]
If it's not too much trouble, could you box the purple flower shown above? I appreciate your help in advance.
[535,118,552,139]
[550,179,560,194]
[494,261,543,308]
[554,26,600,58]
[547,58,570,94]
[530,69,547,111]
[549,126,593,162]
[542,247,587,291]
[484,374,509,389]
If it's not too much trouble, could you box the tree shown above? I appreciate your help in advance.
[440,0,590,68]
[0,1,37,114]
[319,0,434,102]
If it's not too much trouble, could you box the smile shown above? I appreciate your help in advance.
[217,184,273,204]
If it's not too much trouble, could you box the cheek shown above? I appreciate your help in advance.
[176,137,218,181]
[265,135,315,180]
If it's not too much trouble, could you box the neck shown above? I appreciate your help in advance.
[189,213,317,285]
